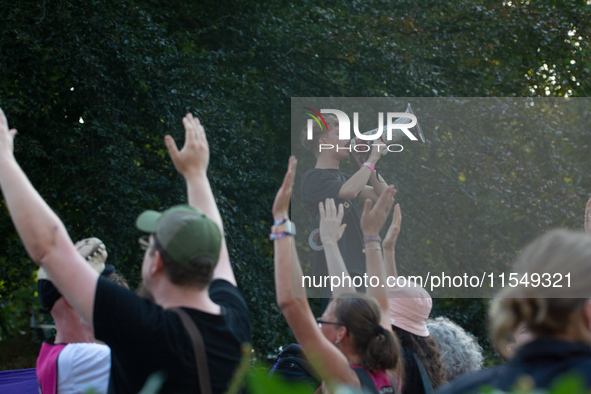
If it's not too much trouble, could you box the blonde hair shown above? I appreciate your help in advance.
[489,229,591,358]
[300,113,339,155]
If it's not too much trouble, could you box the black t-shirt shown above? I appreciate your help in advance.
[93,276,251,394]
[300,168,366,278]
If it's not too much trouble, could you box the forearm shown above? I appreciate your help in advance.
[366,242,393,330]
[323,242,356,297]
[0,157,65,262]
[338,166,373,199]
[0,157,98,325]
[278,242,360,387]
[185,174,222,229]
[383,249,397,278]
[274,236,307,308]
[185,173,236,285]
[364,241,388,304]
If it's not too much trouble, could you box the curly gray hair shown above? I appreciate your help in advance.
[426,317,484,381]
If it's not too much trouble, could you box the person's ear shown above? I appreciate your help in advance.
[318,131,331,145]
[506,343,514,355]
[336,326,348,343]
[151,250,165,275]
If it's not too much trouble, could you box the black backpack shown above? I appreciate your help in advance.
[269,344,321,391]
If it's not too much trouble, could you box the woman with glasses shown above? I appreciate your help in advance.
[271,157,402,393]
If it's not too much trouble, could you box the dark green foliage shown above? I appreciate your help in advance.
[0,333,40,370]
[1,0,591,360]
[0,0,287,353]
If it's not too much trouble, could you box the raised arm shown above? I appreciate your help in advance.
[0,108,98,325]
[319,199,356,297]
[165,114,235,285]
[273,157,359,388]
[382,204,401,278]
[338,144,387,202]
[358,170,389,203]
[360,186,396,331]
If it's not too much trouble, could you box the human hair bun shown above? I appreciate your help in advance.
[362,329,399,372]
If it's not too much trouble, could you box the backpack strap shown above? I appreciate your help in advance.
[412,353,434,394]
[388,374,401,394]
[37,342,67,394]
[171,308,212,394]
[352,368,380,394]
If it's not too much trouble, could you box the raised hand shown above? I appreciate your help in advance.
[367,140,386,164]
[360,185,396,236]
[319,198,347,246]
[165,113,209,178]
[272,156,297,221]
[585,197,591,236]
[382,204,401,251]
[0,108,18,159]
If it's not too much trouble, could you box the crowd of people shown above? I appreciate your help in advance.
[1,106,591,394]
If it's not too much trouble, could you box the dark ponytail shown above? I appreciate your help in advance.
[363,327,400,372]
[333,294,403,376]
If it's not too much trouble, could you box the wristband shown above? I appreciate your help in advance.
[270,232,293,241]
[362,246,382,253]
[274,216,290,226]
[362,162,375,172]
[270,221,296,240]
[363,235,382,244]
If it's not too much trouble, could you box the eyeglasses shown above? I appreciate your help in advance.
[138,236,151,251]
[316,318,343,329]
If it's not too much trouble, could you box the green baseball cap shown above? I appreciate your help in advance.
[136,205,222,266]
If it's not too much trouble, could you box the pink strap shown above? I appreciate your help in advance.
[37,342,66,394]
[362,162,375,172]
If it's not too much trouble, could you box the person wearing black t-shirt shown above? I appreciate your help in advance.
[300,113,392,302]
[0,109,251,394]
